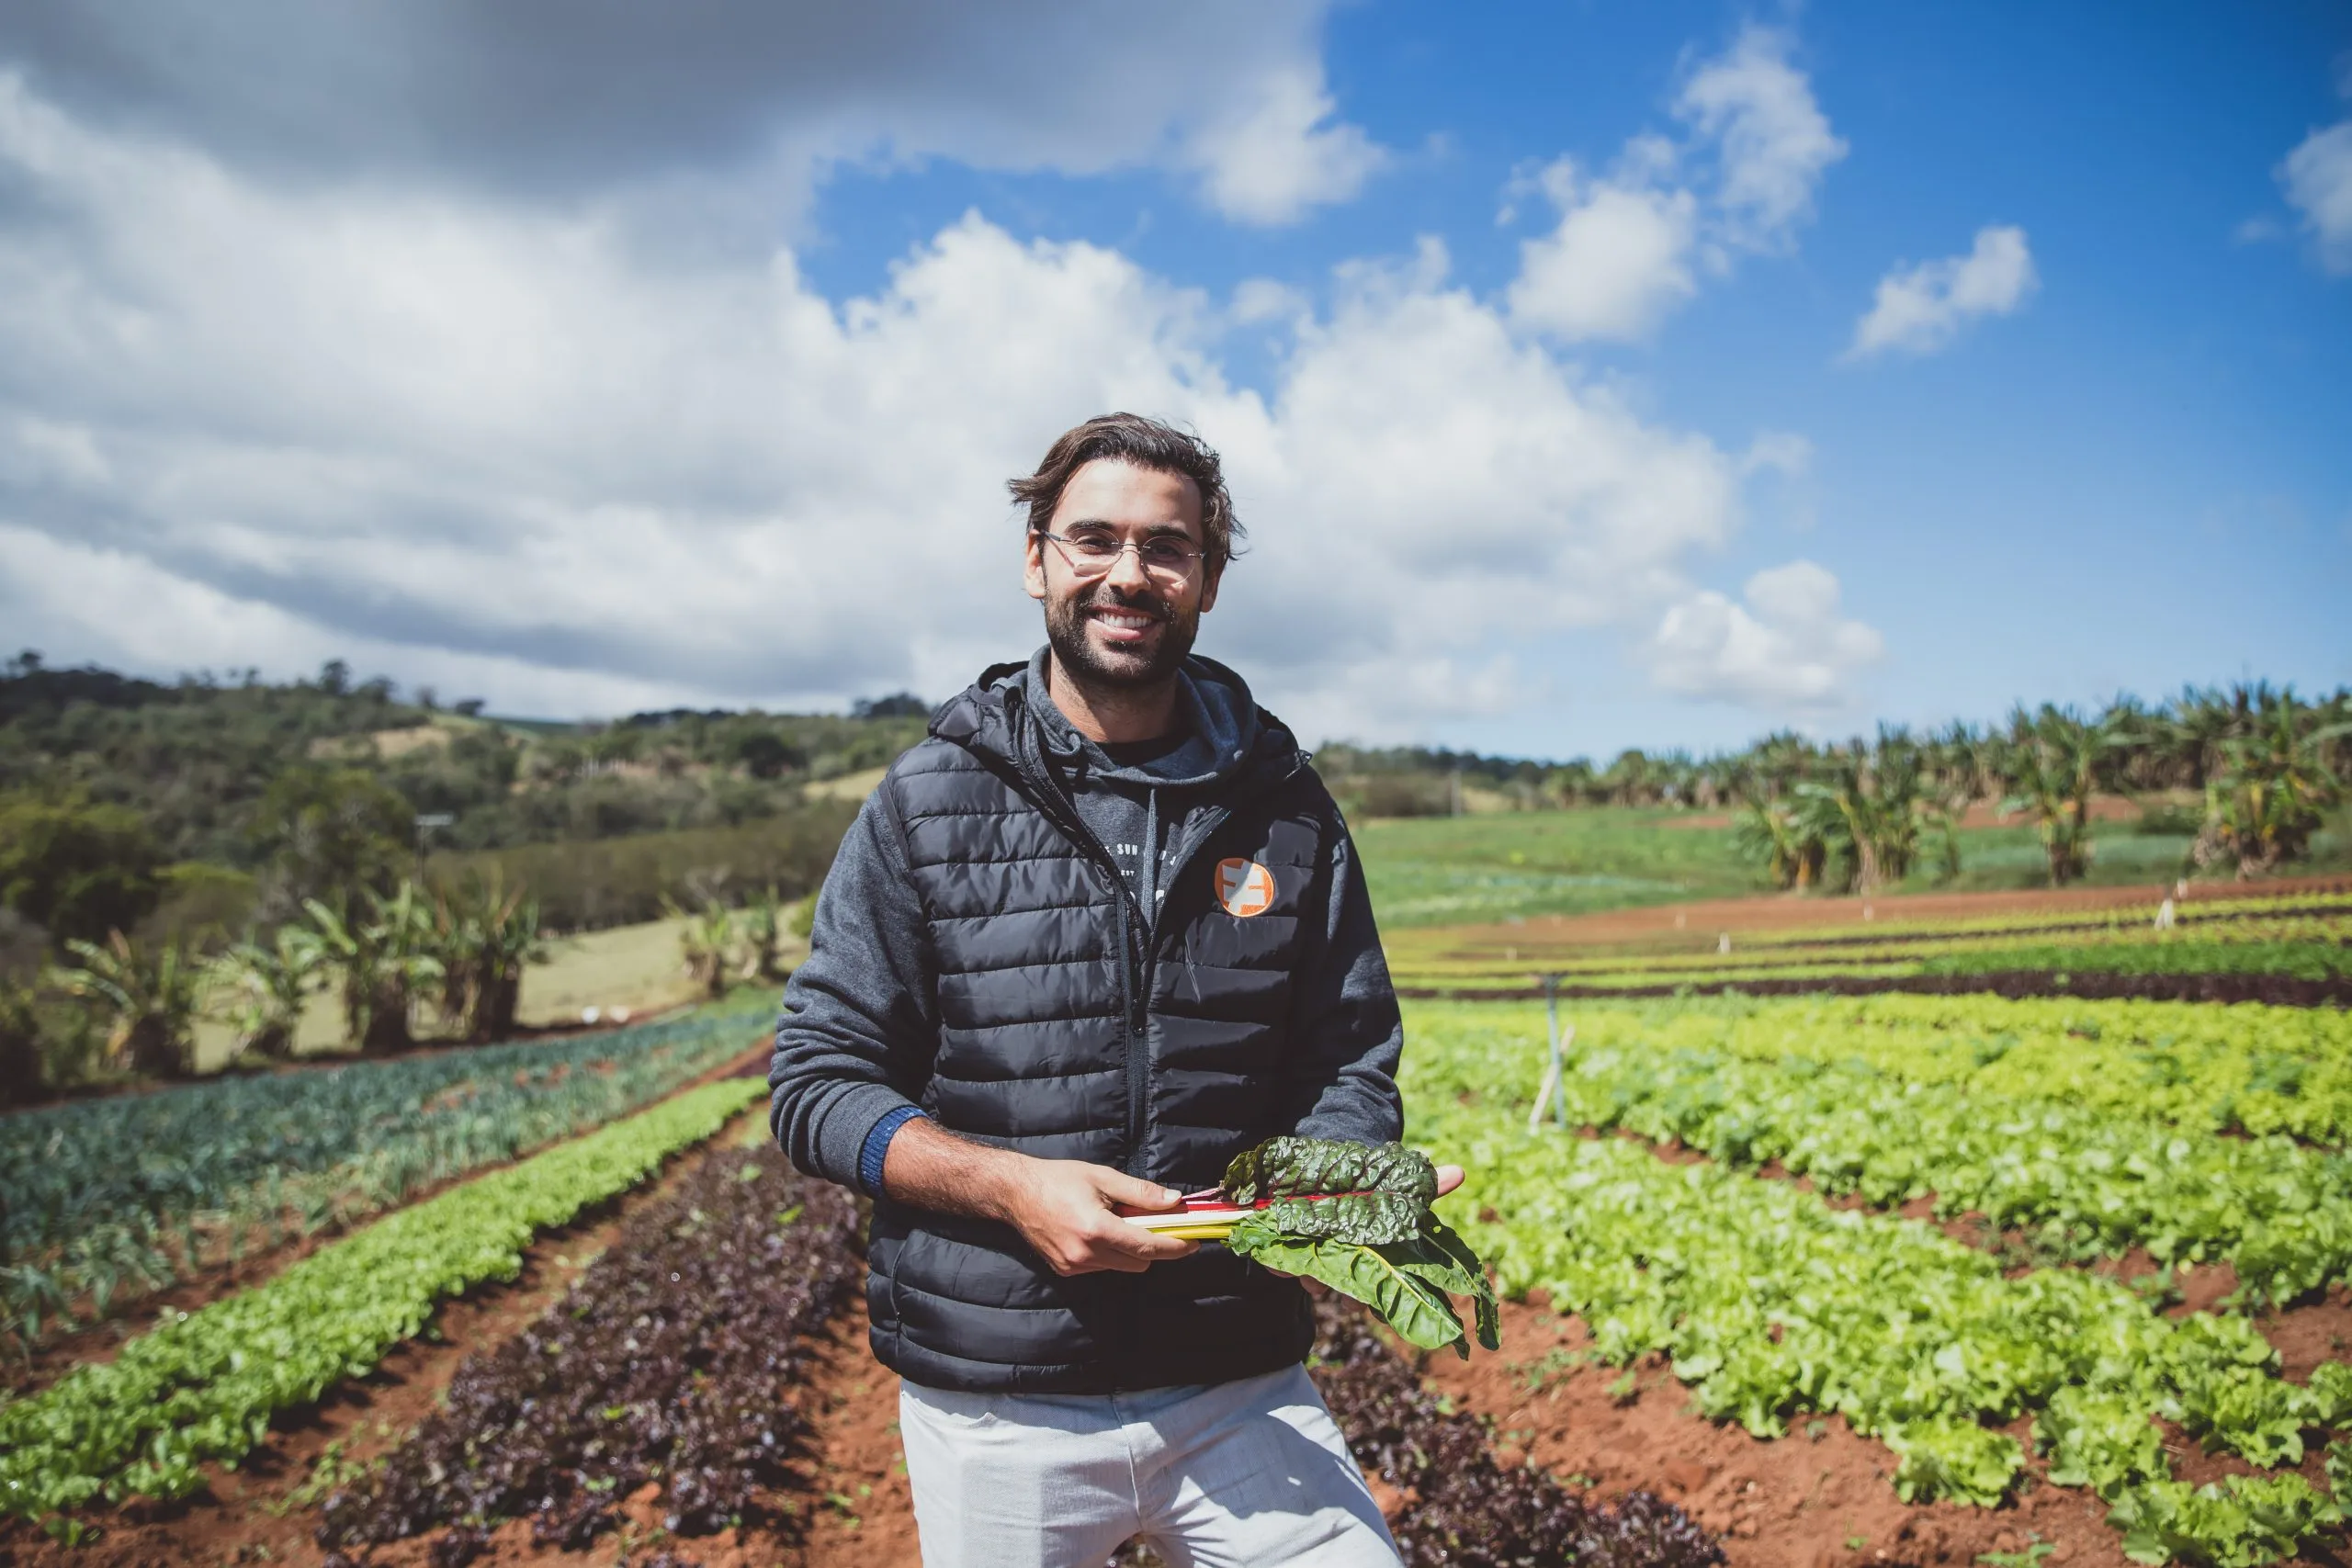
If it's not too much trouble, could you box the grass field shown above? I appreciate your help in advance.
[187,912,801,1071]
[1351,804,2349,931]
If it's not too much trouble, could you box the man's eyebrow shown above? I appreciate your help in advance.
[1060,517,1195,537]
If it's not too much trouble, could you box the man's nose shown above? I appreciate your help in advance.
[1105,542,1153,592]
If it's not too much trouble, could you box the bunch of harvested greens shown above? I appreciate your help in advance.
[1125,1136,1499,1359]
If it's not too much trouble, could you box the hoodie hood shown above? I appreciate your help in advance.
[930,649,1301,801]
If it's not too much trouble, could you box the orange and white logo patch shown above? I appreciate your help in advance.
[1213,857,1276,918]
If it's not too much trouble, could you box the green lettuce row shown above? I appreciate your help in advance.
[0,1077,764,1535]
[1539,1033,2352,1303]
[1419,1105,2350,1562]
[1408,995,2352,1145]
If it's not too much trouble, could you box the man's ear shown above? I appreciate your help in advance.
[1198,560,1223,615]
[1023,530,1047,603]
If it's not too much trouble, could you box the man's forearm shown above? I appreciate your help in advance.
[877,1116,1031,1223]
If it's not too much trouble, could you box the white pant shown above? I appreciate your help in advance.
[898,1364,1402,1568]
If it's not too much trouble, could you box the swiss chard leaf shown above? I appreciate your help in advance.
[1225,1212,1471,1357]
[1260,1191,1425,1246]
[1225,1211,1500,1359]
[1221,1137,1437,1208]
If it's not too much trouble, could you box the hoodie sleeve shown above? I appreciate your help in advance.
[1279,803,1406,1145]
[769,785,938,1191]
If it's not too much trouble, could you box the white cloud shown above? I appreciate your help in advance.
[0,72,1862,740]
[1182,62,1388,225]
[1849,224,2037,359]
[1674,26,1848,251]
[1507,154,1700,342]
[1739,431,1814,479]
[0,4,1380,230]
[1507,28,1841,344]
[1645,560,1883,709]
[2279,120,2352,275]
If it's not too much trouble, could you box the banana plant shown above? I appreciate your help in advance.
[204,926,320,1060]
[1997,705,2118,886]
[298,884,442,1055]
[51,931,201,1078]
[1733,793,1827,891]
[431,874,546,1042]
[665,896,736,999]
[2195,693,2348,878]
[734,885,784,982]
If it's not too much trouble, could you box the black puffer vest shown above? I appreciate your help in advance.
[866,666,1339,1393]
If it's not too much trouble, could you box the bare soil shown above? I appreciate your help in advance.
[1433,874,2351,956]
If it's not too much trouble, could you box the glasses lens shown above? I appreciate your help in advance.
[1049,533,1197,579]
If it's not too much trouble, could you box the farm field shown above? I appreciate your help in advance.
[1,993,782,1379]
[1385,877,2352,1004]
[1349,804,2349,931]
[182,910,792,1072]
[7,880,2352,1566]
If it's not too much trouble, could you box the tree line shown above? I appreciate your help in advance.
[0,652,918,1104]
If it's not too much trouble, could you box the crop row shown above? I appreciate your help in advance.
[1417,994,2352,1145]
[1435,915,2352,981]
[317,1143,859,1564]
[1404,930,2352,995]
[1430,1123,2348,1562]
[1305,1294,1724,1568]
[0,1004,764,1351]
[1722,892,2352,953]
[0,1077,764,1538]
[1536,1026,2352,1303]
[1401,1014,2352,1564]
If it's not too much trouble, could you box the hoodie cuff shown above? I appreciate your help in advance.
[857,1104,927,1197]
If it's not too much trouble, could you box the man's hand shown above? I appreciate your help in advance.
[997,1158,1199,1276]
[878,1116,1197,1276]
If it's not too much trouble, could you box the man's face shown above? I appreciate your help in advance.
[1023,458,1221,688]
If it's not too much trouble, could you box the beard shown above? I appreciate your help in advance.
[1043,579,1202,691]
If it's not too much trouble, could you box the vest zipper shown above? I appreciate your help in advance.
[1004,685,1156,1169]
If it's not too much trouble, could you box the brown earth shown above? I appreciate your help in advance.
[1425,873,2352,957]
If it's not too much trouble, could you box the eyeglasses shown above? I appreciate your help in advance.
[1036,530,1204,581]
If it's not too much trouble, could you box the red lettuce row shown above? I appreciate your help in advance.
[317,1146,858,1565]
[1306,1295,1725,1568]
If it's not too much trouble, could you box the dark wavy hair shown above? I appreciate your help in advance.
[1008,413,1245,570]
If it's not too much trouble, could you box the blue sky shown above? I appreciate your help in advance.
[1,2,2346,757]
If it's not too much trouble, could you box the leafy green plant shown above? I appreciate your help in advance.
[204,926,320,1060]
[1997,705,2119,886]
[1149,1137,1499,1359]
[0,1077,763,1531]
[2194,692,2347,878]
[51,930,200,1077]
[298,883,440,1055]
[666,897,736,999]
[430,873,545,1041]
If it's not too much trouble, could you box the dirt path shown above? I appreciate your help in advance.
[782,1298,922,1568]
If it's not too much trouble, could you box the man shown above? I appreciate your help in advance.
[769,412,1407,1566]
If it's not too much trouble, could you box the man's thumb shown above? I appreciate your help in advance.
[1100,1169,1182,1210]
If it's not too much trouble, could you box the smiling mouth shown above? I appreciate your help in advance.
[1087,604,1163,640]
